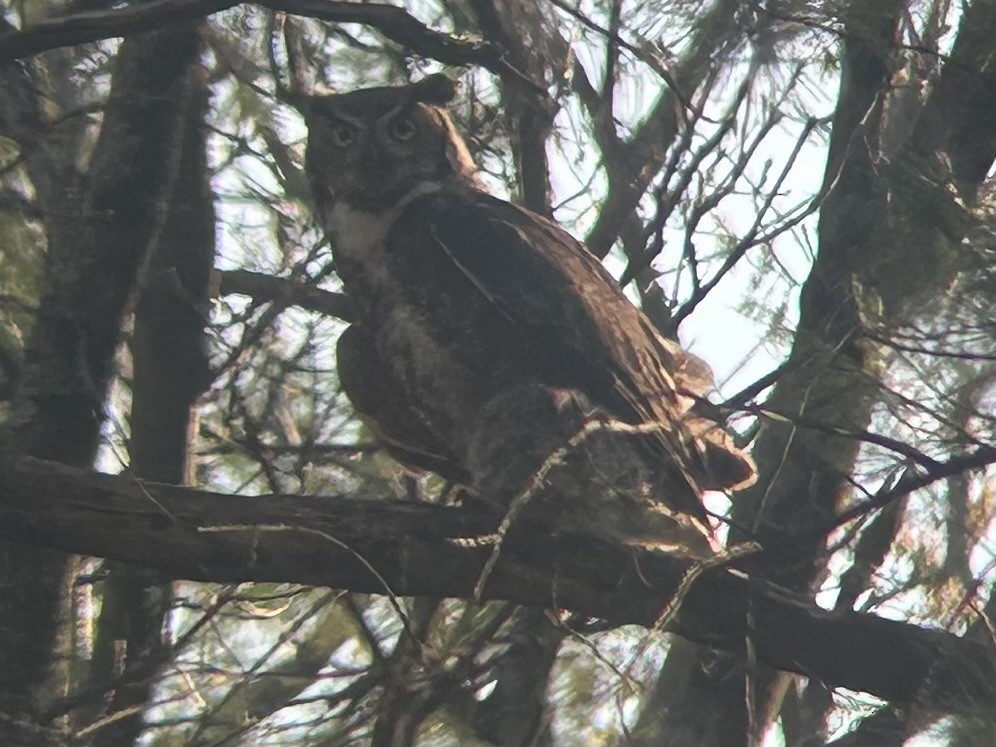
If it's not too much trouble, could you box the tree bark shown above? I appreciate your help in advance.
[0,20,205,737]
[0,454,993,719]
[86,25,213,747]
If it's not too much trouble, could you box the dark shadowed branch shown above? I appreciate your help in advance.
[0,454,993,717]
[0,0,538,88]
[217,268,355,321]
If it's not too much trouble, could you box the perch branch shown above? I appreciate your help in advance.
[0,454,993,717]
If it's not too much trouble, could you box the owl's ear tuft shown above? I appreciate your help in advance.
[412,73,458,106]
[283,90,314,116]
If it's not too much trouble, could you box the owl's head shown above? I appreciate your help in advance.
[302,74,480,214]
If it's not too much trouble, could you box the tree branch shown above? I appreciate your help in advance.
[0,0,537,88]
[0,454,993,716]
[0,0,233,62]
[217,268,355,321]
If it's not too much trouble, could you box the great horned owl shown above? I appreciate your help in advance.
[301,74,756,554]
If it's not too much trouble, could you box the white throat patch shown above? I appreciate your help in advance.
[328,182,442,262]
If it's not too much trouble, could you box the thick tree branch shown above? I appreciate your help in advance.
[0,0,537,88]
[0,0,233,62]
[0,454,993,717]
[911,0,996,196]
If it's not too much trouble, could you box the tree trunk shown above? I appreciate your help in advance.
[0,20,205,743]
[88,25,213,747]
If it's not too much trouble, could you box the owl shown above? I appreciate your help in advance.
[301,74,756,553]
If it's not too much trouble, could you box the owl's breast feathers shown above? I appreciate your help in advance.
[333,185,756,500]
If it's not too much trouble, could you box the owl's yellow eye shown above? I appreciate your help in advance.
[389,116,417,142]
[330,122,356,146]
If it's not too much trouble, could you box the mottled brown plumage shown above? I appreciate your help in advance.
[302,75,755,549]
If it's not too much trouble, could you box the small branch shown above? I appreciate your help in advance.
[216,268,355,321]
[672,115,824,326]
[0,454,994,715]
[828,444,996,532]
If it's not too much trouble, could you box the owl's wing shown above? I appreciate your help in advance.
[337,323,470,484]
[388,188,755,498]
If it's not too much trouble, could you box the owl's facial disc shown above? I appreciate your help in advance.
[329,120,358,147]
[316,109,363,146]
[374,101,420,145]
[304,76,477,213]
[387,114,417,142]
